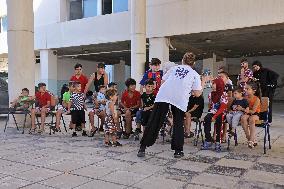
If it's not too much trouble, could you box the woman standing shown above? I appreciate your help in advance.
[137,52,205,158]
[84,63,109,93]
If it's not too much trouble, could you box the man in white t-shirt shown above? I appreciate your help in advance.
[137,52,206,158]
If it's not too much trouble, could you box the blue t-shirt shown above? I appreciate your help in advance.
[140,70,164,85]
[231,99,249,111]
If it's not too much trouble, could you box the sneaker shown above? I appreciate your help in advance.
[184,131,194,138]
[123,133,130,139]
[134,135,140,141]
[72,132,78,137]
[89,128,98,137]
[104,141,112,147]
[215,142,222,152]
[137,149,145,157]
[82,130,88,136]
[201,141,212,150]
[112,141,122,147]
[29,128,36,134]
[174,151,184,158]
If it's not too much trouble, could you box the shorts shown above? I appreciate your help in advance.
[104,115,116,134]
[188,111,202,119]
[71,110,86,125]
[119,108,139,116]
[57,105,67,113]
[35,107,50,113]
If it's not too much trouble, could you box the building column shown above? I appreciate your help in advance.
[202,53,217,103]
[40,50,58,95]
[149,37,169,66]
[130,0,146,86]
[7,0,35,101]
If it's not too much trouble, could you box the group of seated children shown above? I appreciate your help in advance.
[201,77,261,152]
[11,58,262,152]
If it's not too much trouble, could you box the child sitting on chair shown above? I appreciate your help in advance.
[104,88,122,147]
[120,78,141,139]
[201,78,228,152]
[55,81,75,132]
[67,82,88,137]
[10,88,33,110]
[30,83,51,134]
[226,88,249,136]
[89,85,107,137]
[241,82,261,148]
[184,94,204,138]
[134,79,156,140]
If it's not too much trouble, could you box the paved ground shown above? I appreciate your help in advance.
[0,102,283,189]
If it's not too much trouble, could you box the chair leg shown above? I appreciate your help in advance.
[194,121,198,146]
[4,112,10,132]
[200,121,204,145]
[234,128,238,146]
[12,114,19,131]
[267,124,271,149]
[264,124,267,154]
[227,133,230,150]
[61,115,67,132]
[22,113,27,134]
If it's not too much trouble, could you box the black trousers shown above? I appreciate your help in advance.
[203,113,223,142]
[140,102,185,151]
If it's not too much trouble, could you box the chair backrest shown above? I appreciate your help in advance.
[260,97,269,113]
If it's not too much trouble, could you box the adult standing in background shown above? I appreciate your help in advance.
[237,58,253,90]
[70,64,88,93]
[84,63,109,94]
[252,60,279,123]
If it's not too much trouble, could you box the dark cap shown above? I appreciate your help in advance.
[98,63,106,68]
[150,58,161,65]
[108,82,117,88]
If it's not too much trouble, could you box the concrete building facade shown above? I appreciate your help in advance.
[0,0,284,100]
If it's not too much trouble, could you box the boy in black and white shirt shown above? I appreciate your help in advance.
[67,82,87,137]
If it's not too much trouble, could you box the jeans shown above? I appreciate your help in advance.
[226,111,243,129]
[203,113,223,142]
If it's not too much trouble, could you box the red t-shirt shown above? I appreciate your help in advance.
[70,74,88,92]
[36,91,51,108]
[121,90,141,108]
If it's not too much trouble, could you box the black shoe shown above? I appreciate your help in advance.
[137,149,145,157]
[116,131,123,139]
[112,141,122,147]
[123,133,130,139]
[72,132,77,137]
[134,128,142,135]
[82,130,88,136]
[89,128,98,137]
[104,141,112,147]
[174,151,184,158]
[99,127,104,132]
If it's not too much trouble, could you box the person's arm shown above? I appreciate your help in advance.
[104,72,109,86]
[191,75,204,97]
[119,93,128,110]
[131,93,141,109]
[187,104,199,113]
[84,74,95,94]
[212,94,228,120]
[249,97,260,114]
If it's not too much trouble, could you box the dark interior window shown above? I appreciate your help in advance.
[102,0,112,15]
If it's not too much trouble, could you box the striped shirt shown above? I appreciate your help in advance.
[70,93,85,110]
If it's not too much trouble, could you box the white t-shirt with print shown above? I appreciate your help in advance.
[155,65,202,112]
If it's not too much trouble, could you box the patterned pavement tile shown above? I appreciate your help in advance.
[236,180,284,189]
[133,175,185,189]
[205,165,247,177]
[215,158,255,169]
[158,167,199,182]
[183,154,220,164]
[252,162,284,174]
[243,170,284,185]
[225,152,260,162]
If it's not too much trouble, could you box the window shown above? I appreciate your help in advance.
[113,0,128,13]
[69,0,83,20]
[102,0,112,15]
[0,16,8,32]
[83,0,97,18]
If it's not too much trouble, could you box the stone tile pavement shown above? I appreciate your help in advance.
[0,102,283,189]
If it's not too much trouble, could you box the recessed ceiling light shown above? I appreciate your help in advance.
[273,49,277,52]
[266,50,270,53]
[226,49,232,52]
[258,51,262,54]
[205,39,212,43]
